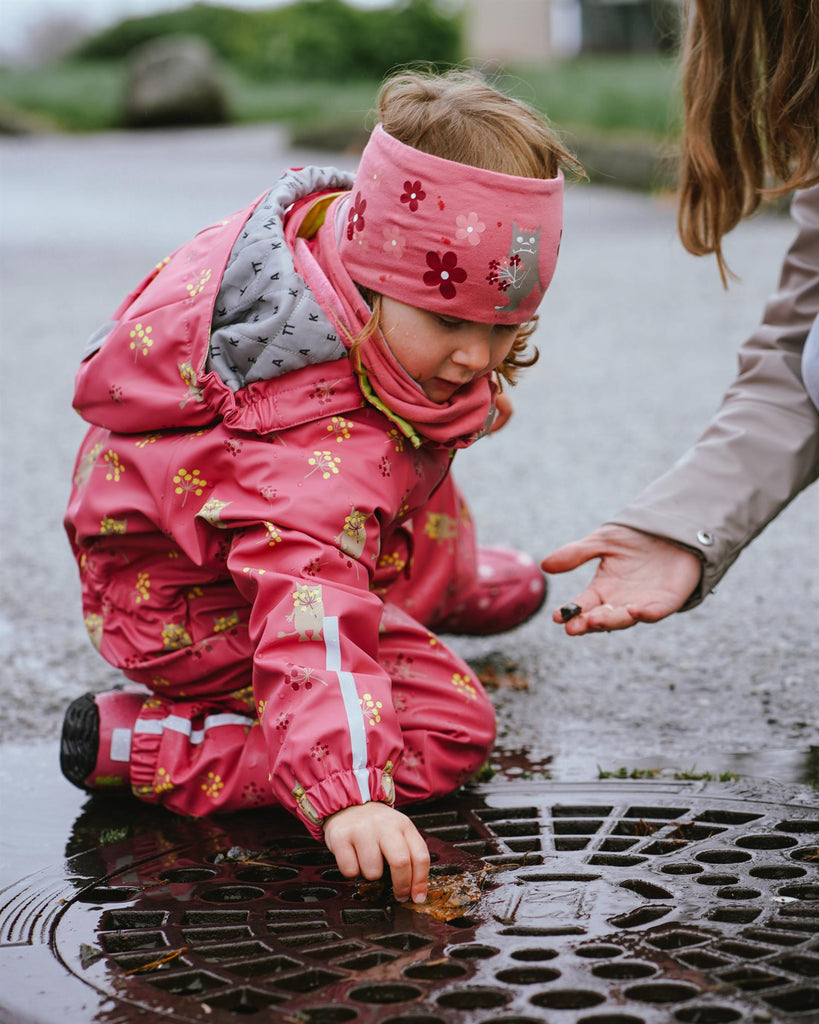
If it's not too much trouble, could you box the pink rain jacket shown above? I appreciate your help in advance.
[65,167,495,835]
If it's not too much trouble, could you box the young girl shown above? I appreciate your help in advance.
[62,70,579,904]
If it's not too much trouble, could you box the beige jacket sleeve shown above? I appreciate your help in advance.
[608,183,819,608]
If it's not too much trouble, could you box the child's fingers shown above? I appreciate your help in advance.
[381,822,430,903]
[405,825,431,904]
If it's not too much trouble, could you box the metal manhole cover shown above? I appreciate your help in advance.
[1,780,817,1024]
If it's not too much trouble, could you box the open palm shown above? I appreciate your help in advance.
[541,524,703,635]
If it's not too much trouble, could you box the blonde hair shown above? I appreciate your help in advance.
[678,0,819,283]
[357,69,582,385]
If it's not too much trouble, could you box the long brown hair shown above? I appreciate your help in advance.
[678,0,819,283]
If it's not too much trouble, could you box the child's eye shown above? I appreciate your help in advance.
[436,316,462,329]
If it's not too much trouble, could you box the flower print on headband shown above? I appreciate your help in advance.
[400,180,426,212]
[455,212,485,247]
[347,192,367,241]
[424,251,467,300]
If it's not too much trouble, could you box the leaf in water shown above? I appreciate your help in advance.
[406,870,484,922]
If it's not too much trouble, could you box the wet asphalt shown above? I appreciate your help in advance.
[0,125,816,810]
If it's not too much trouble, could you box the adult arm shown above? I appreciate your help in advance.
[544,184,819,634]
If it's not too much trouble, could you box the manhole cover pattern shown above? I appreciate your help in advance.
[2,784,818,1024]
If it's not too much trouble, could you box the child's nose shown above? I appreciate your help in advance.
[452,329,492,372]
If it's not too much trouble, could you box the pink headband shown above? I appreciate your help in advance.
[337,124,563,325]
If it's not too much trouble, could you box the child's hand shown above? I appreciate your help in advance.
[323,802,430,903]
[490,392,513,433]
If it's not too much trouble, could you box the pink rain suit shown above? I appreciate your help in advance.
[64,167,497,837]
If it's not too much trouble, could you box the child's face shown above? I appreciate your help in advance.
[379,297,519,403]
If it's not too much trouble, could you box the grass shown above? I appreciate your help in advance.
[0,53,680,142]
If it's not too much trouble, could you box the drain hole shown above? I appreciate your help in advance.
[510,948,559,961]
[501,926,586,937]
[198,941,272,962]
[341,908,391,926]
[764,987,819,1013]
[182,926,252,944]
[592,962,656,980]
[376,932,431,951]
[775,819,819,834]
[625,982,699,1004]
[661,864,703,875]
[714,939,774,960]
[77,886,139,904]
[555,838,590,851]
[716,886,761,900]
[676,952,732,970]
[749,866,806,879]
[185,910,250,925]
[673,1007,742,1023]
[202,986,288,1013]
[102,910,166,929]
[495,967,561,984]
[229,956,301,979]
[274,969,346,993]
[735,834,797,850]
[530,990,606,1010]
[791,846,819,862]
[575,945,624,959]
[278,886,338,903]
[150,970,227,995]
[706,908,761,924]
[349,982,423,1004]
[448,944,499,959]
[379,1016,445,1024]
[610,906,672,929]
[696,874,739,887]
[99,931,167,953]
[718,966,785,991]
[669,824,726,841]
[696,810,762,825]
[553,820,602,835]
[404,961,468,981]
[304,941,364,962]
[771,953,819,977]
[436,987,510,1009]
[642,841,689,855]
[779,883,819,900]
[301,1008,359,1024]
[588,855,648,867]
[619,880,673,900]
[576,1016,646,1024]
[625,806,690,820]
[648,930,709,951]
[200,885,265,903]
[286,849,338,865]
[159,868,217,883]
[337,951,397,971]
[695,850,751,864]
[600,838,640,851]
[234,866,298,883]
[445,915,481,929]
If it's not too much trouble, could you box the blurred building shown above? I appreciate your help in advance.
[463,0,680,63]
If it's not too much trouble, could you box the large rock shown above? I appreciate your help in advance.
[124,35,230,128]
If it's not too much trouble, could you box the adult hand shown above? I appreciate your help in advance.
[324,802,430,903]
[541,524,703,635]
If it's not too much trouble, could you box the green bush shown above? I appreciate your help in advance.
[73,0,462,82]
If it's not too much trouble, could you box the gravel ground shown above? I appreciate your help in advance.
[1,125,816,784]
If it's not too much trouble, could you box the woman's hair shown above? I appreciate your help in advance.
[359,68,582,384]
[678,0,819,282]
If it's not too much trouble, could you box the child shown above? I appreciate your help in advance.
[61,70,579,904]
